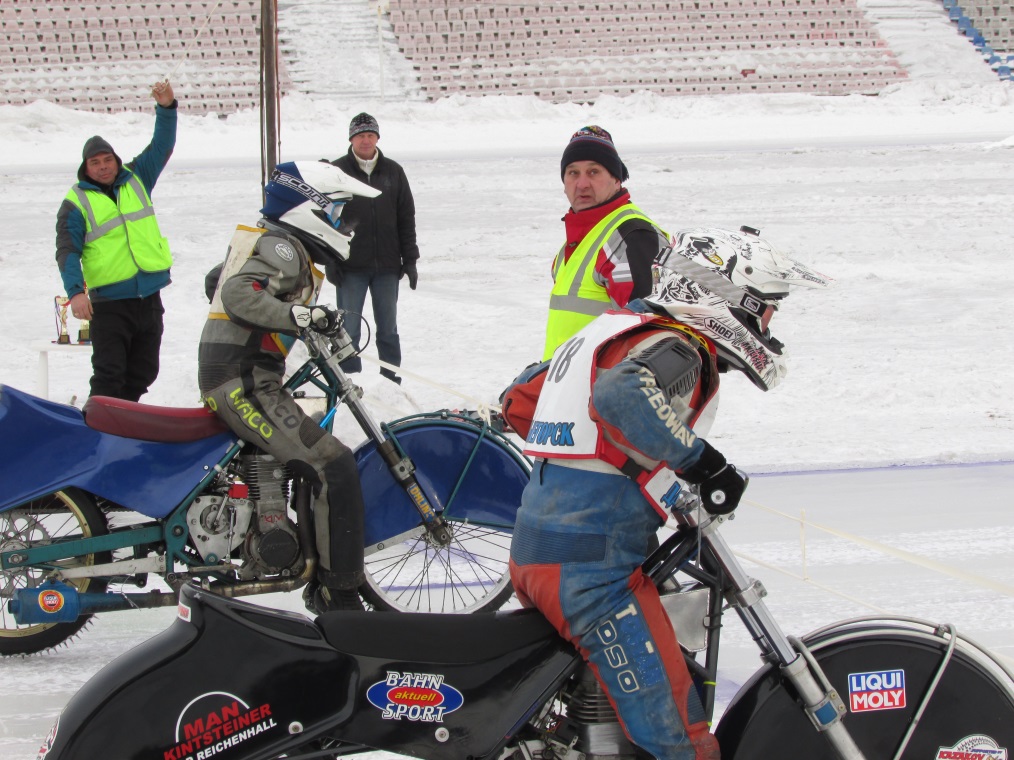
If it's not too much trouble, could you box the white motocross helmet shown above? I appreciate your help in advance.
[260,160,380,261]
[643,226,831,391]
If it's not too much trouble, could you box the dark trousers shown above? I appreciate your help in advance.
[336,270,401,380]
[88,292,165,401]
[203,369,365,588]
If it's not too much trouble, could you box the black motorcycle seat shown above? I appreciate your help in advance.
[83,396,229,443]
[317,608,562,663]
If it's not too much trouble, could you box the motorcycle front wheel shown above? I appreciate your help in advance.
[0,488,110,655]
[715,617,1014,759]
[355,414,529,613]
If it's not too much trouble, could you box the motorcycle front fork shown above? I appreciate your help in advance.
[701,518,868,760]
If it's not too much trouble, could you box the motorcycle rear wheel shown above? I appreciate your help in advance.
[0,488,110,656]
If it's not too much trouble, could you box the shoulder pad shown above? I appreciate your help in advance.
[258,234,305,267]
[630,336,701,399]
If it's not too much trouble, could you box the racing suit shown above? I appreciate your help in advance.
[510,305,723,760]
[198,220,365,598]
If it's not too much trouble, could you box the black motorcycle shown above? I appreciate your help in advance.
[35,490,1014,760]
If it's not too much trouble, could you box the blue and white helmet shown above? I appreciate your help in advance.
[261,160,380,261]
[644,226,831,391]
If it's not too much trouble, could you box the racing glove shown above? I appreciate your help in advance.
[679,441,749,515]
[290,305,343,336]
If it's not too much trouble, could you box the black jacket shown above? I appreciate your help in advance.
[330,147,419,273]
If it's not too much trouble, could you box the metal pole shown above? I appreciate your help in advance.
[260,0,280,202]
[377,4,385,101]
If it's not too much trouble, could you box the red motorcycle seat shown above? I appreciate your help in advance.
[82,396,230,443]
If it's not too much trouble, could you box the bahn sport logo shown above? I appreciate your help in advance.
[847,669,906,712]
[367,670,464,723]
[935,734,1008,760]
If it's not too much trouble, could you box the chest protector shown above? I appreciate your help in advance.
[527,311,654,461]
[207,225,325,356]
[526,311,718,518]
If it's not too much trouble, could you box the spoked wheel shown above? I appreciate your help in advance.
[360,520,514,613]
[0,489,110,655]
[355,414,530,614]
[716,617,1014,758]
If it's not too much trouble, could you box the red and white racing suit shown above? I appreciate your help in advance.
[510,307,722,760]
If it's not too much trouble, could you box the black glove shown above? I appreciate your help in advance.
[290,305,343,336]
[679,441,749,515]
[400,261,418,290]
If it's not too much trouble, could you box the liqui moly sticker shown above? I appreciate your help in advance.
[163,691,277,760]
[936,735,1009,760]
[847,669,906,712]
[366,671,464,722]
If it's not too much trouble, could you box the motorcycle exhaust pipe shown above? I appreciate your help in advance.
[9,565,320,624]
[7,581,174,624]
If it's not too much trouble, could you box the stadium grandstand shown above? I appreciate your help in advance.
[0,0,1009,114]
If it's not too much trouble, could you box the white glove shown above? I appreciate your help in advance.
[290,305,342,335]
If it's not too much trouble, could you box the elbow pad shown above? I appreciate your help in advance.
[630,336,701,400]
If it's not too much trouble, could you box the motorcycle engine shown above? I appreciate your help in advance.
[512,668,636,760]
[187,495,253,565]
[237,453,305,580]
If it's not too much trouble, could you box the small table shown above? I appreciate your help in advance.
[33,341,92,400]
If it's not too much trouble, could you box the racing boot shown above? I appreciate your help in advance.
[315,581,365,612]
[314,452,367,612]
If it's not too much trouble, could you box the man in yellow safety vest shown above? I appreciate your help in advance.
[55,80,178,401]
[542,125,669,361]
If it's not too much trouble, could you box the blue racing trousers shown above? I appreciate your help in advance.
[510,461,720,760]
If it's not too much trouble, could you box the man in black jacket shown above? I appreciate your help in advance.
[329,113,420,384]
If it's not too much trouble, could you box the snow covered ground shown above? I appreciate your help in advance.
[1,3,1014,757]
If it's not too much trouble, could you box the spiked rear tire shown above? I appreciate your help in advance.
[0,489,110,655]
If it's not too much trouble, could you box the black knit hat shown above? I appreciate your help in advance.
[349,112,379,140]
[82,135,116,161]
[560,125,629,182]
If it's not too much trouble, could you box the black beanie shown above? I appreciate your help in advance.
[82,135,116,161]
[560,125,629,182]
[349,112,379,140]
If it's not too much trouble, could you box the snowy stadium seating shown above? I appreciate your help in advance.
[388,0,909,100]
[0,0,264,114]
[11,0,1004,110]
[942,0,1014,79]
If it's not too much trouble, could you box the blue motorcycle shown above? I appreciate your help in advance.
[0,327,530,655]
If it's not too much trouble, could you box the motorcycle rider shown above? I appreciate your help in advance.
[198,160,380,612]
[509,227,830,759]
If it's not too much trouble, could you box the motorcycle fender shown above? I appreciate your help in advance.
[0,385,234,517]
[38,586,347,760]
[43,584,581,760]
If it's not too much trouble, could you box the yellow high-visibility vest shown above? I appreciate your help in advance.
[542,204,659,361]
[65,174,171,289]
